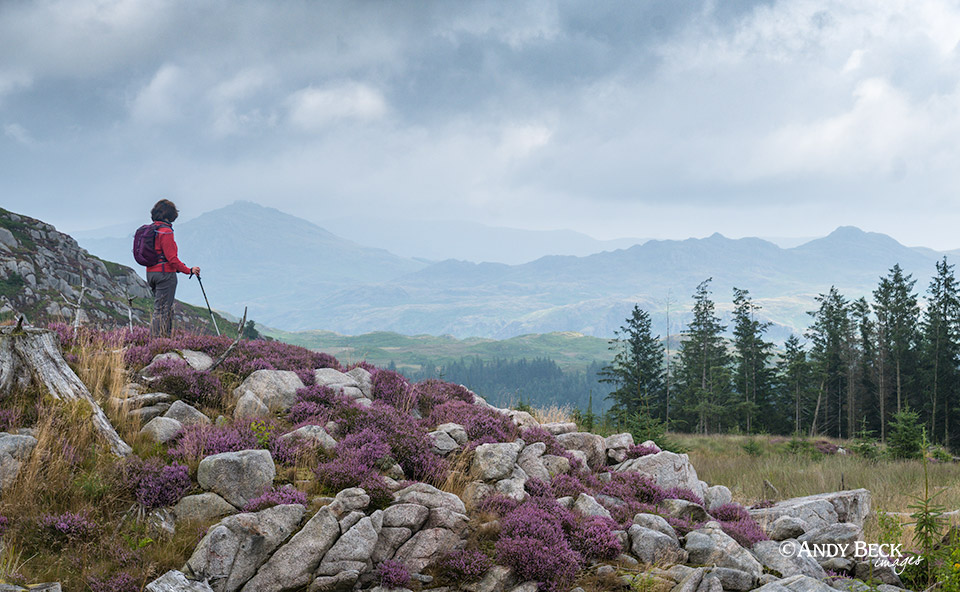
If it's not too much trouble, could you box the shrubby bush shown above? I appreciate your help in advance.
[377,559,411,589]
[114,457,191,510]
[243,486,308,512]
[427,400,518,446]
[495,497,582,592]
[435,549,492,583]
[148,358,224,407]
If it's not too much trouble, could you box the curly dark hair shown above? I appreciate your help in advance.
[151,199,179,223]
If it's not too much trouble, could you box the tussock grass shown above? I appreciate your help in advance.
[676,433,960,547]
[440,450,476,503]
[532,404,573,424]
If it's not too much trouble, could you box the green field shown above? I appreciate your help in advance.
[261,328,613,372]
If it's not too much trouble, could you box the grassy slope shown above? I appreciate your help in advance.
[261,328,613,372]
[674,433,960,546]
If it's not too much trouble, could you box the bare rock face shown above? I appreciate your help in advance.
[768,516,809,540]
[516,442,550,482]
[703,485,732,511]
[197,449,276,509]
[140,417,184,444]
[613,450,705,499]
[279,425,337,453]
[241,506,341,592]
[344,367,373,397]
[632,513,679,544]
[684,522,762,578]
[555,432,606,471]
[0,432,37,490]
[573,493,612,519]
[164,400,211,427]
[173,493,238,523]
[749,489,871,531]
[628,524,686,565]
[604,432,635,463]
[471,441,524,482]
[316,511,383,576]
[147,570,215,591]
[752,540,827,580]
[231,370,305,412]
[185,504,306,592]
[314,368,364,400]
[393,528,465,572]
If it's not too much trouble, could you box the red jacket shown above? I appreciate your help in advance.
[146,221,192,274]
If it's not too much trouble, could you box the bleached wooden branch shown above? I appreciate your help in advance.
[207,306,248,373]
[0,326,132,456]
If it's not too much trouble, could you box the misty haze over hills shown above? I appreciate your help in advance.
[76,201,959,341]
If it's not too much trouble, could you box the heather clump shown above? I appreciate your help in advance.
[475,493,520,517]
[570,515,623,561]
[347,402,446,483]
[718,516,768,547]
[168,422,259,463]
[599,472,667,506]
[434,548,492,583]
[550,473,589,498]
[495,497,581,592]
[664,486,703,506]
[377,559,411,589]
[0,407,22,431]
[524,477,553,498]
[427,400,517,445]
[243,486,308,512]
[412,379,473,416]
[371,369,414,410]
[114,457,191,510]
[87,571,139,592]
[315,428,393,492]
[287,384,342,425]
[626,443,660,459]
[147,357,224,407]
[709,502,751,522]
[37,511,97,548]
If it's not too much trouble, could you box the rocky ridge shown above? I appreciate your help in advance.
[0,207,223,332]
[100,357,902,592]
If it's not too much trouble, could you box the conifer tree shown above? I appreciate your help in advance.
[776,334,810,434]
[600,305,666,423]
[732,287,774,433]
[874,264,920,438]
[676,278,732,434]
[806,286,850,437]
[919,257,960,445]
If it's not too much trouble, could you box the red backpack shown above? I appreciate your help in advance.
[132,222,169,267]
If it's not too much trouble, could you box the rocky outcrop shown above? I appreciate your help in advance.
[185,504,305,592]
[613,450,705,499]
[684,522,763,578]
[231,370,305,412]
[197,450,276,509]
[0,208,219,331]
[0,432,37,490]
[750,489,871,531]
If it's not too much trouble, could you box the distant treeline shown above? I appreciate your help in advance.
[397,356,610,413]
[601,259,960,451]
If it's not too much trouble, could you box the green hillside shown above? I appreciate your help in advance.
[261,328,612,373]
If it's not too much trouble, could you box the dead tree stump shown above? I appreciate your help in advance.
[0,325,132,456]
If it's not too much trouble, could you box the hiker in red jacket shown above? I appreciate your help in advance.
[147,199,200,336]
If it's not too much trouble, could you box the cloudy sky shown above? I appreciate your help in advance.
[2,0,960,249]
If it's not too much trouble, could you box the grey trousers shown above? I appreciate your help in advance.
[147,271,178,337]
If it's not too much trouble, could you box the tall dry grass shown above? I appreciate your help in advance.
[532,404,574,424]
[676,433,960,547]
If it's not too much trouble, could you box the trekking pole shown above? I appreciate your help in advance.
[192,273,221,336]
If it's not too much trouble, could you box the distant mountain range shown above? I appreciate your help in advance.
[76,201,958,340]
